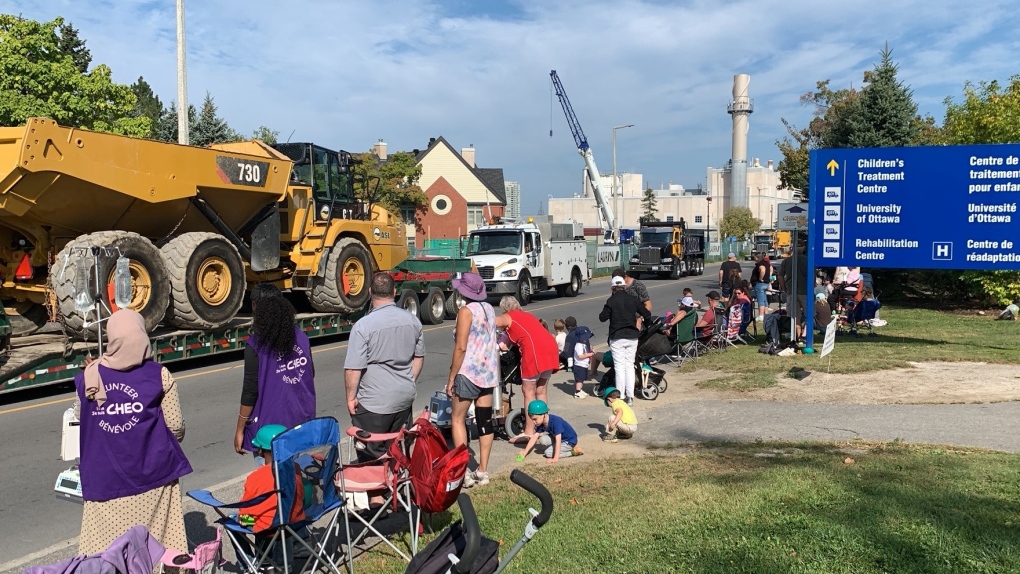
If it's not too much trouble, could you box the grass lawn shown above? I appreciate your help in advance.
[687,306,1020,390]
[357,442,1020,573]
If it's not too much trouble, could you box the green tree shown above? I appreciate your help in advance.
[718,206,761,240]
[943,75,1020,144]
[129,77,162,138]
[251,125,279,145]
[353,151,427,217]
[155,101,197,143]
[840,46,919,148]
[0,16,148,137]
[56,20,91,73]
[639,187,658,223]
[191,92,238,146]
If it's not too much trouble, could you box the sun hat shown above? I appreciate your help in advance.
[452,272,487,302]
[611,276,626,287]
[527,399,549,416]
[252,424,288,451]
[602,386,620,406]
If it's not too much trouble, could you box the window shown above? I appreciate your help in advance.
[400,206,416,224]
[694,215,703,223]
[666,215,674,222]
[467,206,485,227]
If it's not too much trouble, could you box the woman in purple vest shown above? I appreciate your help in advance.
[75,309,193,556]
[233,286,316,456]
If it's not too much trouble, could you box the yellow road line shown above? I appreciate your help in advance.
[0,397,71,415]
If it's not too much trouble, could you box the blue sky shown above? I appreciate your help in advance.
[8,0,1020,213]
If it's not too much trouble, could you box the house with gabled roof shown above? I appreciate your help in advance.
[411,136,506,250]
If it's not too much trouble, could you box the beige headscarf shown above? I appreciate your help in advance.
[83,309,153,406]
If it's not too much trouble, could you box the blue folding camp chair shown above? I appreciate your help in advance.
[189,418,349,574]
[840,298,882,338]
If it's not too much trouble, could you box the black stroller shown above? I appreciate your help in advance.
[404,470,553,574]
[497,344,526,440]
[592,318,670,401]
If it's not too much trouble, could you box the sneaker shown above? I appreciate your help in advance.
[756,315,764,322]
[463,471,477,489]
[573,390,587,399]
[473,471,490,486]
[571,446,584,457]
[626,398,634,406]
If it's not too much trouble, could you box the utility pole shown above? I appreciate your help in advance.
[176,0,189,145]
[612,124,634,234]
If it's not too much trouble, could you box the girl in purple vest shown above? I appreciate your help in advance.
[234,286,316,457]
[75,309,193,556]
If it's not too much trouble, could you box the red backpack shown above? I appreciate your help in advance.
[403,412,469,514]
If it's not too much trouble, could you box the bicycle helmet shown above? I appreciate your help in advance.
[252,424,288,450]
[527,399,549,416]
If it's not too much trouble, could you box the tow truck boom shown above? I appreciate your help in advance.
[550,70,616,243]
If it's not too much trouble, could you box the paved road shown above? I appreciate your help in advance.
[4,261,1020,570]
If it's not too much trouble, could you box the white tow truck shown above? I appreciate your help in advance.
[465,216,588,305]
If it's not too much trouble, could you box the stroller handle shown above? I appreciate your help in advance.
[454,493,480,574]
[510,470,553,528]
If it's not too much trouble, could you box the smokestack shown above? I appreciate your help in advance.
[461,146,475,168]
[727,73,754,208]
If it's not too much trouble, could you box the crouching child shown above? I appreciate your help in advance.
[601,387,637,442]
[519,400,583,464]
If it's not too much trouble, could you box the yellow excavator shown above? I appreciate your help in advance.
[0,118,407,337]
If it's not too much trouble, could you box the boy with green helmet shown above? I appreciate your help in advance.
[239,424,304,532]
[517,400,583,464]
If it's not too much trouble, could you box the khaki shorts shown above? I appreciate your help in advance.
[522,369,553,383]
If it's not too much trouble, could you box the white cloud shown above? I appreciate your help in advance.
[6,0,1020,213]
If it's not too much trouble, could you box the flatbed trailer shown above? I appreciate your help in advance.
[0,311,357,395]
[0,256,472,395]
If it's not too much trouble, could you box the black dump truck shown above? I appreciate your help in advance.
[628,219,706,279]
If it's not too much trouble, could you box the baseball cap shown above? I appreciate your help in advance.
[611,276,626,287]
[680,296,695,307]
[706,290,721,300]
[816,292,827,300]
[728,252,736,258]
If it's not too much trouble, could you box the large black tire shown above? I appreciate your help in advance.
[5,302,48,336]
[53,231,170,338]
[419,287,445,325]
[445,290,465,319]
[516,271,532,306]
[670,263,682,280]
[308,237,373,313]
[565,267,582,297]
[161,233,245,330]
[397,288,419,316]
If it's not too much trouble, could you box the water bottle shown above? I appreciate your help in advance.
[73,257,93,313]
[114,257,132,309]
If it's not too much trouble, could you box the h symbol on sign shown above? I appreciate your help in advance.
[932,242,953,261]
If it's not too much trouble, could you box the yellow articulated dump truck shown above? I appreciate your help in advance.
[0,117,408,338]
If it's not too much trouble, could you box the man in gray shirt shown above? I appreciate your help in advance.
[344,272,425,461]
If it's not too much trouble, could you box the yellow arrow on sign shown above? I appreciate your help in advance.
[826,159,839,176]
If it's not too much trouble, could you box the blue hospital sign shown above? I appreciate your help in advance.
[809,145,1020,270]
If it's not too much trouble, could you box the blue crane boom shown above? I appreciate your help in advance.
[550,70,616,242]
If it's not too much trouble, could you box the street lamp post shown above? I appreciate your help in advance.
[612,124,634,237]
[706,196,712,246]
